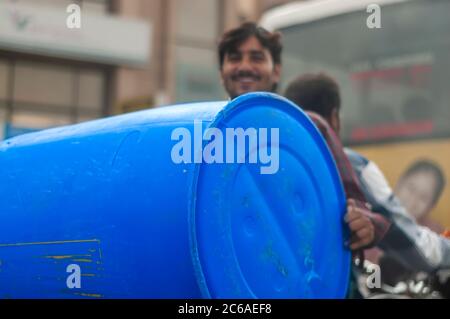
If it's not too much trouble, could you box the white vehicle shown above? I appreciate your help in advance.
[261,0,450,226]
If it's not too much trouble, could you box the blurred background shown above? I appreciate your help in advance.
[0,0,449,227]
[0,0,295,139]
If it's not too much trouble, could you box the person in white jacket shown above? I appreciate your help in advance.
[284,72,450,276]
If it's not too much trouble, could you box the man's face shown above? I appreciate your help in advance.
[220,36,281,99]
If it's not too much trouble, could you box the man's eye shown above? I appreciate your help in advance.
[251,54,266,62]
[227,54,241,61]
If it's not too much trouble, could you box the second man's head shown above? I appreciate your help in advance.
[285,73,342,135]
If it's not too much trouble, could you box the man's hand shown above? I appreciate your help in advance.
[345,199,375,250]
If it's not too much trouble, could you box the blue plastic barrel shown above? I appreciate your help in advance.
[0,93,350,299]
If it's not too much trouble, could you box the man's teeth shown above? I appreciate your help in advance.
[238,77,256,83]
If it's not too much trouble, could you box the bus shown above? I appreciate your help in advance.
[261,0,450,228]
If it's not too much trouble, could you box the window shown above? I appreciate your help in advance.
[0,60,8,101]
[0,0,112,139]
[11,110,72,129]
[0,60,9,140]
[279,0,450,144]
[78,70,104,111]
[0,105,6,140]
[175,46,224,102]
[174,0,223,102]
[14,61,73,108]
[0,57,108,139]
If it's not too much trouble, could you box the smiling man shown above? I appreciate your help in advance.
[218,22,282,99]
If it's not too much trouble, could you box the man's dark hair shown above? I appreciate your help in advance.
[284,73,341,120]
[401,159,446,206]
[218,22,282,69]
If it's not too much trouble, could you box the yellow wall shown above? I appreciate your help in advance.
[353,139,450,228]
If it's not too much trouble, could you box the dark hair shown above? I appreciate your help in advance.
[284,73,341,120]
[401,159,446,205]
[218,22,282,69]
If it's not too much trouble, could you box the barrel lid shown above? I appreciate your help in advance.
[189,92,350,299]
